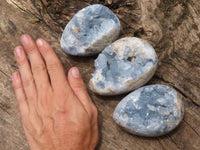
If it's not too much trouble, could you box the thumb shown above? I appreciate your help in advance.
[68,67,94,114]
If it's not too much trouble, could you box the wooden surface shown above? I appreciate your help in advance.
[1,0,200,149]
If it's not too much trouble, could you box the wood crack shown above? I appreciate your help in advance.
[183,119,200,137]
[166,135,181,149]
[0,101,10,115]
[118,17,135,29]
[0,69,9,78]
[157,138,167,150]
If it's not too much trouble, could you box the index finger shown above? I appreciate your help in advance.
[36,38,71,92]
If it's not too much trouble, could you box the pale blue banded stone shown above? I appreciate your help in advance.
[113,84,184,137]
[89,37,158,95]
[61,4,120,56]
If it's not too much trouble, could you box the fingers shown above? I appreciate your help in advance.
[36,38,72,92]
[20,35,51,92]
[68,67,96,116]
[14,46,37,101]
[12,72,29,118]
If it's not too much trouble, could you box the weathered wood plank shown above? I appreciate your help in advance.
[1,0,200,149]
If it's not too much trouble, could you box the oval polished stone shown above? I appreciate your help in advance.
[60,4,120,56]
[113,84,184,137]
[89,37,158,95]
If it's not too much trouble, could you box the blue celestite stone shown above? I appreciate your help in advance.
[89,37,158,95]
[113,84,184,137]
[60,4,120,56]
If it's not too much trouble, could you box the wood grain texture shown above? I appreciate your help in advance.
[1,0,200,149]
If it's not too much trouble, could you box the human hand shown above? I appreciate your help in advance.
[12,34,98,150]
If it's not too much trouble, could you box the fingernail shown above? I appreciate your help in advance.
[21,35,29,44]
[72,67,80,78]
[15,47,22,57]
[12,72,19,81]
[36,39,43,46]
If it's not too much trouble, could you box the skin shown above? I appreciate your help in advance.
[12,34,99,150]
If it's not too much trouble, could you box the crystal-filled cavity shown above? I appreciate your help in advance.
[61,4,120,56]
[89,37,158,95]
[113,84,184,137]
